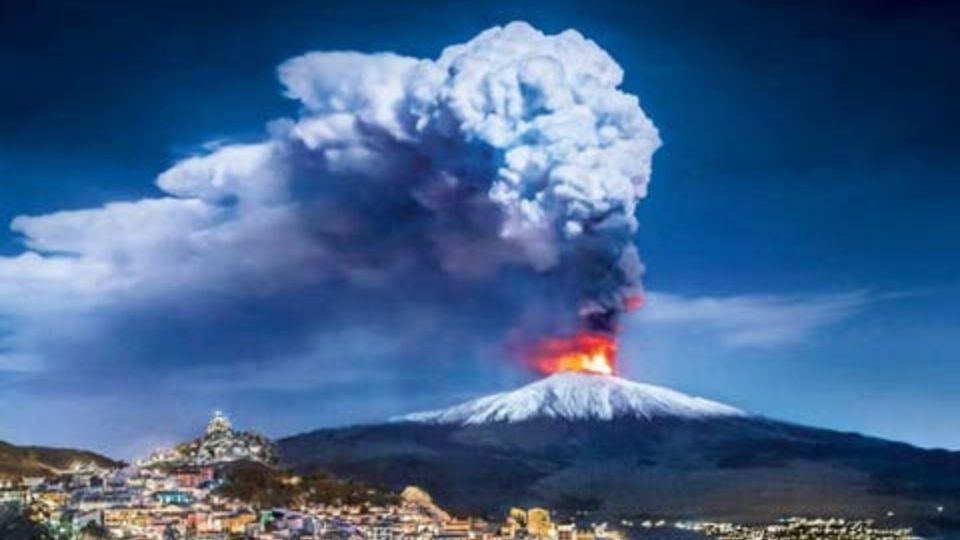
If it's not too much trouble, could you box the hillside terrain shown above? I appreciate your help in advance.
[216,459,398,509]
[0,440,119,479]
[280,374,960,537]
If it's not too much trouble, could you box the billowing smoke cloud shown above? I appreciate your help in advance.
[0,22,659,378]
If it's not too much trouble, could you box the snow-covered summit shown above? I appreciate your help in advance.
[400,372,746,425]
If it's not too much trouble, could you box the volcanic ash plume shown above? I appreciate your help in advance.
[2,22,660,374]
[269,22,661,329]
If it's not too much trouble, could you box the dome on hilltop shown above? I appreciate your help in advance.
[206,410,233,435]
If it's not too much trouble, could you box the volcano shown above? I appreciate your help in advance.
[279,374,960,536]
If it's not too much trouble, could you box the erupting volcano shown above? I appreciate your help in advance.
[282,372,960,537]
[528,333,618,376]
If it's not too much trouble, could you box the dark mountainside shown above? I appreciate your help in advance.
[279,416,960,537]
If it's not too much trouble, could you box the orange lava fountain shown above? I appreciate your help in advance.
[530,332,617,375]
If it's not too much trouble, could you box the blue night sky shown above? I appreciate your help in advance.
[1,1,958,457]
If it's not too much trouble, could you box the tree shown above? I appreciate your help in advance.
[0,503,53,540]
[77,522,110,540]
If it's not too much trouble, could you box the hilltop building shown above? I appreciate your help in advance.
[206,411,232,435]
[139,411,276,467]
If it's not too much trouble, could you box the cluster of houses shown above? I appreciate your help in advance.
[1,462,614,540]
[0,413,616,540]
[676,517,917,540]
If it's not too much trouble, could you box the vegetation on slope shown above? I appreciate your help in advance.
[0,503,53,540]
[216,460,398,509]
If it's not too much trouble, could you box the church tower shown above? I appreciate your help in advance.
[206,410,233,435]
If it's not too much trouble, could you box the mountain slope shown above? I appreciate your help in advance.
[401,373,745,424]
[0,441,120,478]
[280,374,960,536]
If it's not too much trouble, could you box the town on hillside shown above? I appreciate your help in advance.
[0,412,917,540]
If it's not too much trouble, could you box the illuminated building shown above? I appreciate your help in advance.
[0,487,29,505]
[438,517,472,539]
[153,490,194,506]
[223,511,258,534]
[103,506,153,530]
[207,410,232,434]
[501,508,527,538]
[172,466,214,488]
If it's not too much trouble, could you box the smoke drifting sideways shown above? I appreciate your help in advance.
[0,22,660,379]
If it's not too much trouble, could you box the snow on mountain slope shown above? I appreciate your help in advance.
[399,372,746,425]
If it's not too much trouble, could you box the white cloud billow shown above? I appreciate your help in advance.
[0,22,660,371]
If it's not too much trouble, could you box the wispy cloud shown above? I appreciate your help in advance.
[638,290,879,347]
[0,353,43,372]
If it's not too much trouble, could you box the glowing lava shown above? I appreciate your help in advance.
[530,332,617,375]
